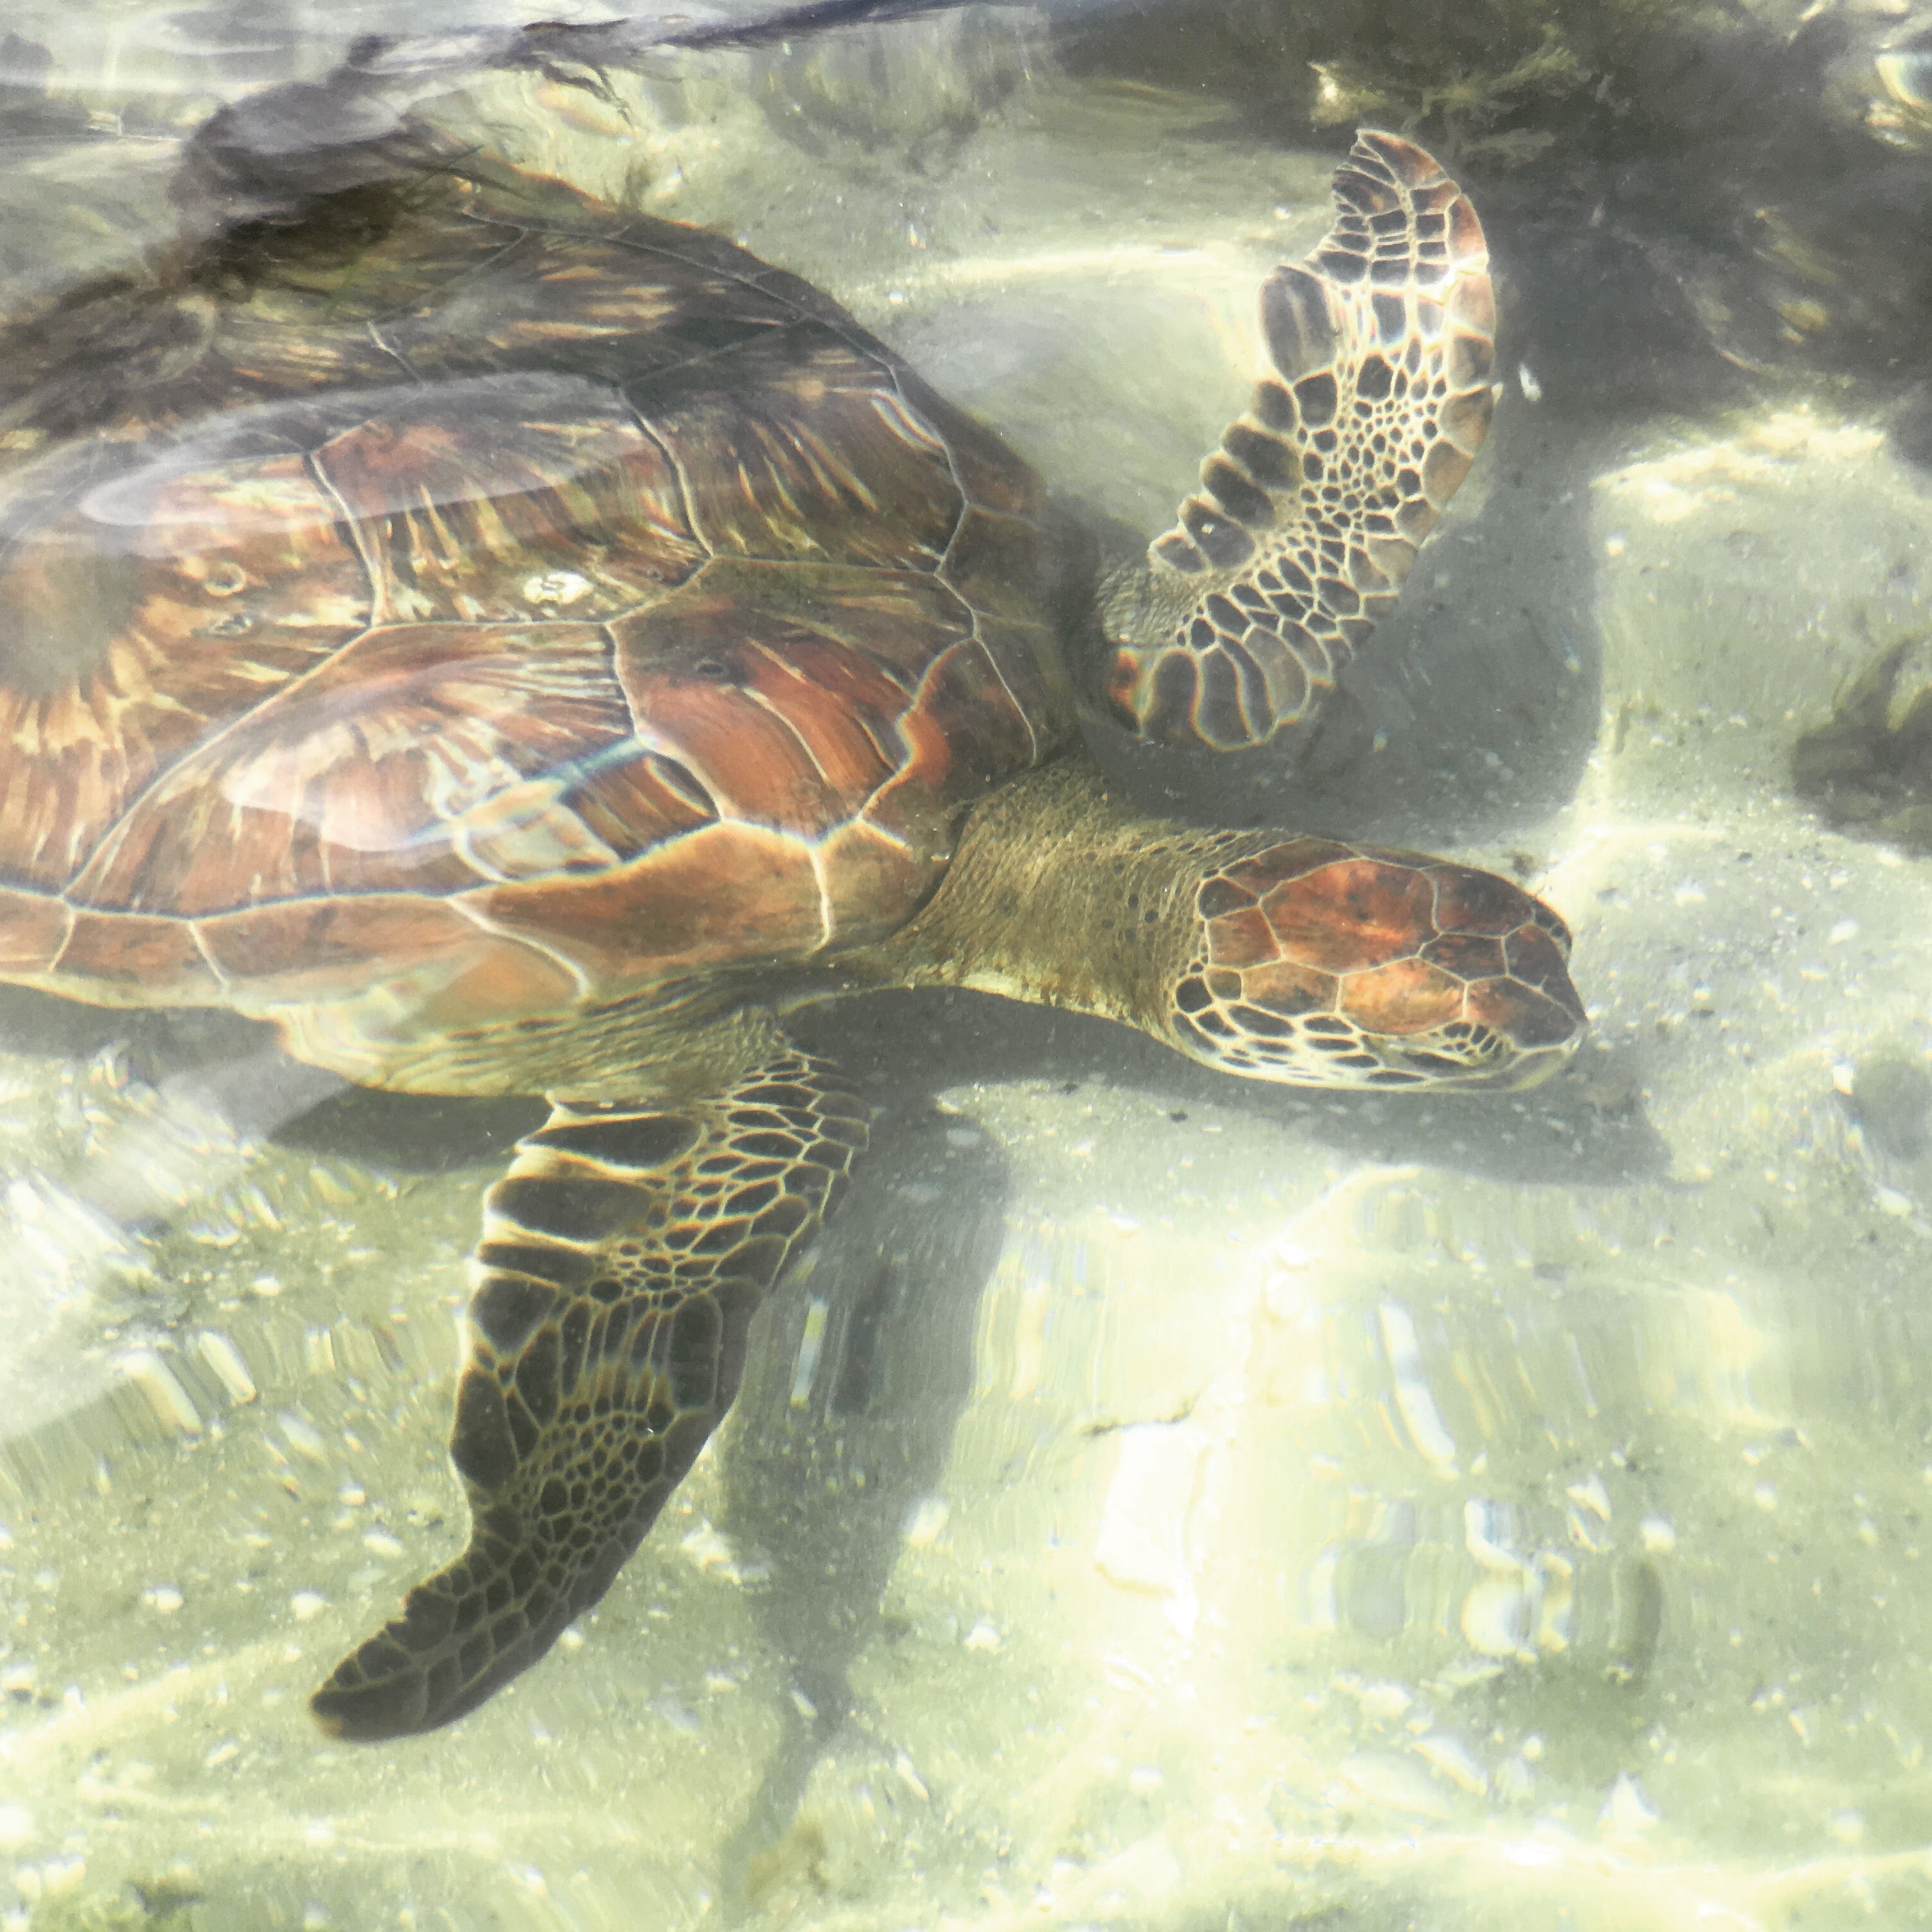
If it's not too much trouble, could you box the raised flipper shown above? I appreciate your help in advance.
[311,1044,868,1741]
[1102,130,1496,751]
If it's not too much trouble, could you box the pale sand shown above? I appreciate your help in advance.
[1,41,1929,1931]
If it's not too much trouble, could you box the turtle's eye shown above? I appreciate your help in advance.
[1531,903,1574,960]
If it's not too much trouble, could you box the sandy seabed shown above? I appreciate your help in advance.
[3,33,1932,1931]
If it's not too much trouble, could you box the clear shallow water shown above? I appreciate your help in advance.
[4,4,1932,1927]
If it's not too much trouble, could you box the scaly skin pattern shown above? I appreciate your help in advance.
[844,758,1584,1093]
[311,1045,867,1741]
[1103,129,1496,751]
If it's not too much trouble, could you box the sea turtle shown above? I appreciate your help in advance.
[0,86,1584,1739]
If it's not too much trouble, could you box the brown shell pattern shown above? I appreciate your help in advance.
[0,185,1073,1031]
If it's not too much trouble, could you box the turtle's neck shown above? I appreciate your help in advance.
[832,754,1253,1029]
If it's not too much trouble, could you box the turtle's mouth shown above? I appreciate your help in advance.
[1314,1017,1587,1092]
[1490,1036,1585,1092]
[1389,1026,1584,1093]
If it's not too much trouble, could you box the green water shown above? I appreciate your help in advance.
[4,4,1932,1926]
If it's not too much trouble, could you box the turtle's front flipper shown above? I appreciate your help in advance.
[1102,130,1495,752]
[311,1045,868,1741]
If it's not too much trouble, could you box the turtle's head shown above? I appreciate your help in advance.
[1162,839,1585,1093]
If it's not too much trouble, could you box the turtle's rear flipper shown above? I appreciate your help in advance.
[1102,130,1495,752]
[310,1046,868,1741]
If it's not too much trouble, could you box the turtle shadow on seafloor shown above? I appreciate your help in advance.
[692,975,1662,1883]
[1087,391,1610,861]
[707,1087,1007,1906]
[790,986,1667,1196]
